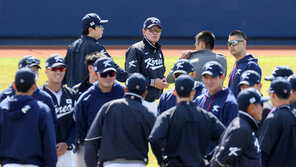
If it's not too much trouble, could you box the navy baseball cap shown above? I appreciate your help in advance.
[202,61,223,77]
[81,13,108,30]
[45,54,66,68]
[173,59,194,75]
[288,74,296,90]
[143,17,162,29]
[239,70,261,86]
[126,73,148,95]
[15,68,37,91]
[175,75,196,97]
[265,65,293,81]
[237,88,270,110]
[268,77,291,98]
[18,55,41,69]
[93,57,116,73]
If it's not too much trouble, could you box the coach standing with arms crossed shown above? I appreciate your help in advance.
[125,17,169,114]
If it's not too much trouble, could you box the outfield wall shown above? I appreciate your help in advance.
[0,0,295,44]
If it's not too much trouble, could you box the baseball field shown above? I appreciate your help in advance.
[0,46,296,166]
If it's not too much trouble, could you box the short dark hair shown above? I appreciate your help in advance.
[177,91,192,98]
[85,52,107,66]
[229,30,247,40]
[81,26,96,35]
[195,31,215,50]
[15,83,34,93]
[274,91,290,100]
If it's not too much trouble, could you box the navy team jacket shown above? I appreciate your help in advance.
[259,105,296,167]
[64,35,128,87]
[228,54,262,98]
[149,101,225,167]
[84,93,157,167]
[40,84,78,147]
[0,95,57,167]
[211,111,262,167]
[157,81,207,116]
[75,81,124,142]
[125,36,166,102]
[0,83,58,130]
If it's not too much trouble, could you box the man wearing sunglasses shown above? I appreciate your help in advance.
[227,30,262,98]
[125,17,169,115]
[64,13,128,88]
[73,52,105,96]
[0,55,58,131]
[74,57,125,167]
[195,61,238,154]
[157,59,206,116]
[166,31,227,83]
[40,54,78,167]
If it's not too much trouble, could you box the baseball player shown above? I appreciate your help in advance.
[166,30,227,83]
[74,57,125,167]
[211,88,269,167]
[264,65,293,81]
[259,77,296,167]
[157,59,206,116]
[64,13,128,87]
[288,74,296,109]
[227,30,262,98]
[0,68,57,167]
[73,52,106,96]
[39,54,78,166]
[125,17,169,114]
[149,75,225,166]
[84,73,159,167]
[0,55,58,130]
[195,61,238,154]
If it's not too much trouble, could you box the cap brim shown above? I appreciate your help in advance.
[29,64,41,69]
[202,71,216,77]
[173,70,187,75]
[147,24,162,29]
[100,20,108,25]
[51,63,67,68]
[264,75,275,81]
[239,80,253,86]
[99,67,116,73]
[260,96,270,103]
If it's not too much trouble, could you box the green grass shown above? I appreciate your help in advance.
[1,54,296,166]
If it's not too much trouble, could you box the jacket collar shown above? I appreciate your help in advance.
[236,54,258,63]
[82,35,97,42]
[239,111,258,131]
[124,92,143,103]
[143,36,161,50]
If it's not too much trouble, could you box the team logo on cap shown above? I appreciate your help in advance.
[205,64,213,70]
[103,60,111,67]
[241,73,250,80]
[176,62,184,69]
[136,85,140,89]
[90,21,95,26]
[54,56,63,62]
[180,86,184,91]
[283,89,288,94]
[151,18,160,24]
[20,79,25,83]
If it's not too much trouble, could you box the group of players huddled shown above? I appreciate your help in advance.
[0,13,296,167]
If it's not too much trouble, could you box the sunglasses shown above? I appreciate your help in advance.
[147,27,162,33]
[49,66,66,72]
[227,40,244,47]
[96,25,103,28]
[100,70,116,78]
[25,58,40,65]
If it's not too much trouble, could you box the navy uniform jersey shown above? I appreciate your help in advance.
[228,54,262,98]
[157,81,206,116]
[258,105,296,167]
[211,111,261,167]
[73,75,93,96]
[0,95,57,167]
[64,35,128,87]
[125,36,165,102]
[75,81,125,143]
[149,101,225,167]
[84,93,157,166]
[40,84,78,146]
[0,83,58,130]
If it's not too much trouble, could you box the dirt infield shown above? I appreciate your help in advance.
[0,45,295,58]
